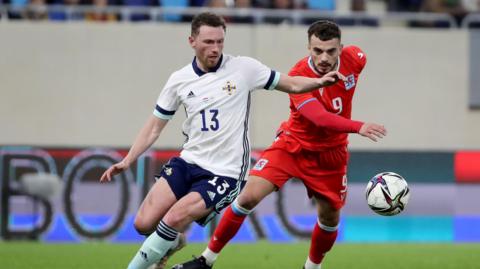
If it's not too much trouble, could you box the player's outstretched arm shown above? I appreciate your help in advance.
[299,100,364,133]
[298,100,386,141]
[100,115,168,182]
[358,123,387,142]
[275,71,346,94]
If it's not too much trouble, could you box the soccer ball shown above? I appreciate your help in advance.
[365,172,410,216]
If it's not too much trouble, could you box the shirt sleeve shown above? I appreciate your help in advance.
[290,92,317,111]
[287,67,317,110]
[238,56,280,91]
[153,74,181,120]
[298,99,363,133]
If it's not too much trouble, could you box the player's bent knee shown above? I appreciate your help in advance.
[318,212,340,227]
[237,193,261,210]
[133,216,155,235]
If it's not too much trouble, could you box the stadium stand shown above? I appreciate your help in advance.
[0,0,479,27]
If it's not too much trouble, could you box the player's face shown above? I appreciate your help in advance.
[308,36,342,75]
[189,25,225,71]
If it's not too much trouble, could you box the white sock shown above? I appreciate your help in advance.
[202,247,219,266]
[127,221,178,269]
[304,257,322,269]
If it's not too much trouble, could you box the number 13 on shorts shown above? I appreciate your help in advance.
[208,176,231,195]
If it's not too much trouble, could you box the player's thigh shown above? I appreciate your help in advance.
[163,191,211,232]
[250,148,297,193]
[302,169,347,217]
[302,147,348,209]
[236,175,277,210]
[135,178,177,231]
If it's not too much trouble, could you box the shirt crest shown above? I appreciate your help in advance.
[222,81,236,95]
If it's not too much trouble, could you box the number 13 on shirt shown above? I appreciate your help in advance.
[200,109,219,131]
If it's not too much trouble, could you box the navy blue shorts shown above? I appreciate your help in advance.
[158,157,245,226]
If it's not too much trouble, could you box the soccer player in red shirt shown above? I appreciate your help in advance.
[173,20,387,269]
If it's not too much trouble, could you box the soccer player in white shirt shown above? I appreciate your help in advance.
[100,12,345,269]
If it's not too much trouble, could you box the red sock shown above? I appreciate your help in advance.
[308,222,338,264]
[208,206,247,253]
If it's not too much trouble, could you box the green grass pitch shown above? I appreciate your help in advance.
[1,241,479,269]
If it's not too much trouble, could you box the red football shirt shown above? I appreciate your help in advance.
[278,45,367,151]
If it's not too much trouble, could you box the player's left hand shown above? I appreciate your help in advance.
[318,71,346,87]
[100,161,129,182]
[359,123,387,142]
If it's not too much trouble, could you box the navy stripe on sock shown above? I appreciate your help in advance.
[156,221,178,241]
[157,221,177,237]
[157,226,177,239]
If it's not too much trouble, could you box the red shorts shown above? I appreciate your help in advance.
[250,134,349,210]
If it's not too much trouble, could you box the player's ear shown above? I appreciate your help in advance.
[339,43,344,55]
[188,36,195,47]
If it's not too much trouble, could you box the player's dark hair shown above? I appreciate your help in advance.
[191,12,227,36]
[308,20,341,42]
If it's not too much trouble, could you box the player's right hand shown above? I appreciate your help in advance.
[100,161,129,182]
[359,123,387,142]
[319,71,346,87]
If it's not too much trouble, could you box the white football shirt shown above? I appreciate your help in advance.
[154,54,280,180]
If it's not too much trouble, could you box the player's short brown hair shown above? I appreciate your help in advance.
[308,20,341,42]
[191,12,227,37]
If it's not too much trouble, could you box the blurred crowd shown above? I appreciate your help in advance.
[0,0,479,27]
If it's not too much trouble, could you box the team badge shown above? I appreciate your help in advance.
[164,167,173,176]
[222,81,236,95]
[253,158,269,171]
[344,74,356,90]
